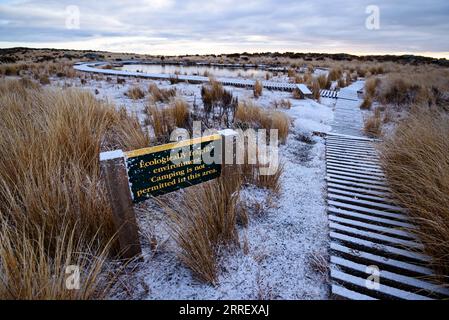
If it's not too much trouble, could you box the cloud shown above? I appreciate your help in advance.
[0,0,448,58]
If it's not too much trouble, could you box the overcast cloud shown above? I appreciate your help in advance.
[0,0,448,57]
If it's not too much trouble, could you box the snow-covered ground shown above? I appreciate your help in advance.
[51,74,335,300]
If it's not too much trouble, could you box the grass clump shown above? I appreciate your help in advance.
[253,80,263,98]
[125,86,145,100]
[145,98,191,143]
[148,83,176,103]
[363,108,382,137]
[0,79,149,299]
[380,110,449,279]
[164,171,242,284]
[234,101,290,144]
[360,96,373,110]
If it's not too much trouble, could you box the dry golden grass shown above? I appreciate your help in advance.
[292,89,303,99]
[148,83,176,103]
[201,78,230,112]
[317,74,330,89]
[253,80,263,98]
[360,96,373,110]
[366,68,449,109]
[364,77,380,98]
[363,108,382,137]
[0,79,149,299]
[234,101,291,144]
[145,97,190,142]
[169,98,190,128]
[0,220,112,299]
[380,110,449,279]
[39,74,51,85]
[328,67,342,81]
[240,159,284,194]
[164,170,242,284]
[312,80,321,100]
[273,99,292,109]
[125,86,145,100]
[145,104,174,143]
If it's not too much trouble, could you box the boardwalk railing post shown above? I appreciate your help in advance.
[100,150,141,260]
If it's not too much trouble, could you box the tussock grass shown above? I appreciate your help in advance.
[317,74,330,89]
[164,171,242,284]
[201,79,232,112]
[145,98,190,142]
[170,98,190,128]
[234,101,291,144]
[148,83,176,103]
[39,74,51,85]
[328,67,342,81]
[0,79,149,299]
[125,86,145,100]
[364,77,380,98]
[366,70,449,109]
[145,104,174,143]
[380,110,449,279]
[0,220,112,299]
[273,99,292,109]
[312,80,321,100]
[253,80,263,98]
[360,96,372,110]
[363,108,382,137]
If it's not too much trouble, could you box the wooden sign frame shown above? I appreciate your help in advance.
[99,130,238,259]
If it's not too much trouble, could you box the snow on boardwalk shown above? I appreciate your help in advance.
[331,81,365,137]
[74,62,298,92]
[326,82,449,300]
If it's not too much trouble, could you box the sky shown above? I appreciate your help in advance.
[0,0,448,58]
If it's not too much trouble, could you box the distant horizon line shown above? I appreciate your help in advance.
[1,45,448,61]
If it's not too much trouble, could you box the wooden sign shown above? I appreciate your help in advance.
[99,130,237,259]
[124,134,222,203]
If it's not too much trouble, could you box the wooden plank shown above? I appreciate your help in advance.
[330,232,429,262]
[327,169,386,182]
[327,163,384,175]
[328,200,408,221]
[331,284,377,300]
[328,188,396,204]
[326,133,380,142]
[327,159,382,170]
[330,269,431,300]
[327,175,389,188]
[328,207,415,229]
[326,146,378,156]
[326,152,379,162]
[327,183,393,198]
[326,144,376,152]
[326,155,381,166]
[329,222,422,249]
[328,215,416,239]
[331,243,433,276]
[328,194,404,212]
[331,256,449,296]
[326,177,391,192]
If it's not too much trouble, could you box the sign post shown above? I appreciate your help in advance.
[100,150,142,259]
[99,130,238,259]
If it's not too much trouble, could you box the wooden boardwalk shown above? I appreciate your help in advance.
[76,62,341,98]
[326,82,449,299]
[74,62,298,92]
[320,89,338,99]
